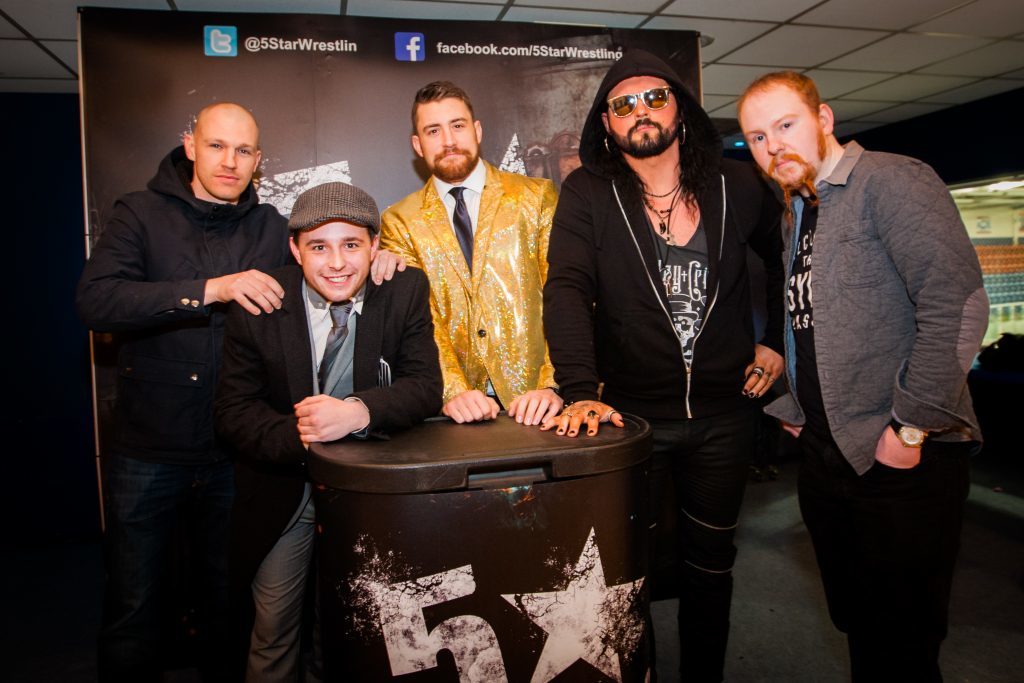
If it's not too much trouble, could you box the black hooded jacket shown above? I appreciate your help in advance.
[543,50,784,419]
[77,146,290,463]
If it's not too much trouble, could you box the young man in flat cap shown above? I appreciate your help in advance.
[215,182,442,682]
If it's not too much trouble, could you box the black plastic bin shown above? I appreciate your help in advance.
[309,414,652,682]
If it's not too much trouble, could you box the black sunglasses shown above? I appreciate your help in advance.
[607,87,672,118]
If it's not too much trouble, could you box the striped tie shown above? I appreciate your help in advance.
[318,301,353,392]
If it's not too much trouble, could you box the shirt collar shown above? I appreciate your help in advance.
[820,140,864,188]
[432,158,487,199]
[304,279,367,315]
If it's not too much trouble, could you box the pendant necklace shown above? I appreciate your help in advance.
[643,184,683,246]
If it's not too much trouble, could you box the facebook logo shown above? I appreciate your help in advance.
[395,32,425,62]
[204,25,237,57]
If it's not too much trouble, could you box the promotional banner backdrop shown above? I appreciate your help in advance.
[80,7,700,239]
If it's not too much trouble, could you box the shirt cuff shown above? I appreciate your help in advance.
[344,396,371,438]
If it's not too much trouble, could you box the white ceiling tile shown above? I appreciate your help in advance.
[844,73,975,100]
[827,99,897,120]
[712,100,739,119]
[501,6,642,28]
[701,94,736,111]
[794,0,966,31]
[914,0,1024,38]
[40,39,77,72]
[720,25,887,68]
[0,39,74,78]
[3,0,168,41]
[661,0,820,23]
[701,63,780,95]
[0,15,25,38]
[918,78,1024,103]
[823,32,992,71]
[0,77,78,93]
[832,121,884,137]
[917,40,1024,77]
[523,0,663,11]
[348,0,501,21]
[643,17,774,61]
[849,101,950,122]
[801,69,895,98]
[175,0,341,12]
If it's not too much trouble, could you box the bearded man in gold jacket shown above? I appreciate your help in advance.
[381,81,562,425]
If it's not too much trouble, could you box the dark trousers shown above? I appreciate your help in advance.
[648,405,759,683]
[797,431,972,683]
[98,454,234,683]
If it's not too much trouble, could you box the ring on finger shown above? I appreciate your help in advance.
[586,410,598,419]
[751,366,765,378]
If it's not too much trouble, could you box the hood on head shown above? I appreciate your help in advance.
[579,48,721,173]
[147,145,259,218]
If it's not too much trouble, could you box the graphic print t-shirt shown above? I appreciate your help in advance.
[659,224,709,367]
[789,202,830,439]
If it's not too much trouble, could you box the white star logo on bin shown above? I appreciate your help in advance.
[502,528,645,682]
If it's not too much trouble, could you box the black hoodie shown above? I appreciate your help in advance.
[77,146,290,463]
[543,50,784,420]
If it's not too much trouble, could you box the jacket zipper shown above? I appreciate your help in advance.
[612,176,725,418]
[684,177,726,417]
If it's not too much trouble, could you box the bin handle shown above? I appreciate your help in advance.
[466,465,549,489]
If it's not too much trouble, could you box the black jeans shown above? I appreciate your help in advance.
[98,454,234,683]
[797,430,972,683]
[648,405,759,683]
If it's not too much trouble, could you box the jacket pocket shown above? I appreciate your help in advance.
[115,354,211,452]
[837,221,891,289]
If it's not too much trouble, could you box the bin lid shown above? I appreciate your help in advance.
[308,414,651,494]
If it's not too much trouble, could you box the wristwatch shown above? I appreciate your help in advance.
[889,418,927,448]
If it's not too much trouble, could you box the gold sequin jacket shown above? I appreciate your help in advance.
[381,161,558,406]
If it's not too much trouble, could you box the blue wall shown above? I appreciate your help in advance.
[1,93,100,543]
[852,86,1024,186]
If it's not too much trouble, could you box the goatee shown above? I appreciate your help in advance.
[767,152,818,230]
[613,117,679,159]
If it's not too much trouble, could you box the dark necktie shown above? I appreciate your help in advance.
[449,186,474,270]
[318,301,353,392]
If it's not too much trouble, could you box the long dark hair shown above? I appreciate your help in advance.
[596,90,719,214]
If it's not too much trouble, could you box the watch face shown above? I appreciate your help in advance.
[899,426,926,447]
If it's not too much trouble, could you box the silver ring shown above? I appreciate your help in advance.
[752,366,765,378]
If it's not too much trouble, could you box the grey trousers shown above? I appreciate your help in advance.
[246,488,316,683]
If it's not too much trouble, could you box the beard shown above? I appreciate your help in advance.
[612,117,679,159]
[767,127,827,192]
[769,152,818,196]
[430,147,479,184]
[767,128,827,224]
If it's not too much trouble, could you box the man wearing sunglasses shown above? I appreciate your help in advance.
[542,50,785,682]
[381,81,562,426]
[738,71,985,681]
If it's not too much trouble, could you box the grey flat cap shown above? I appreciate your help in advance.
[288,182,380,236]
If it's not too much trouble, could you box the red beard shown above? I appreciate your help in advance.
[765,154,818,231]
